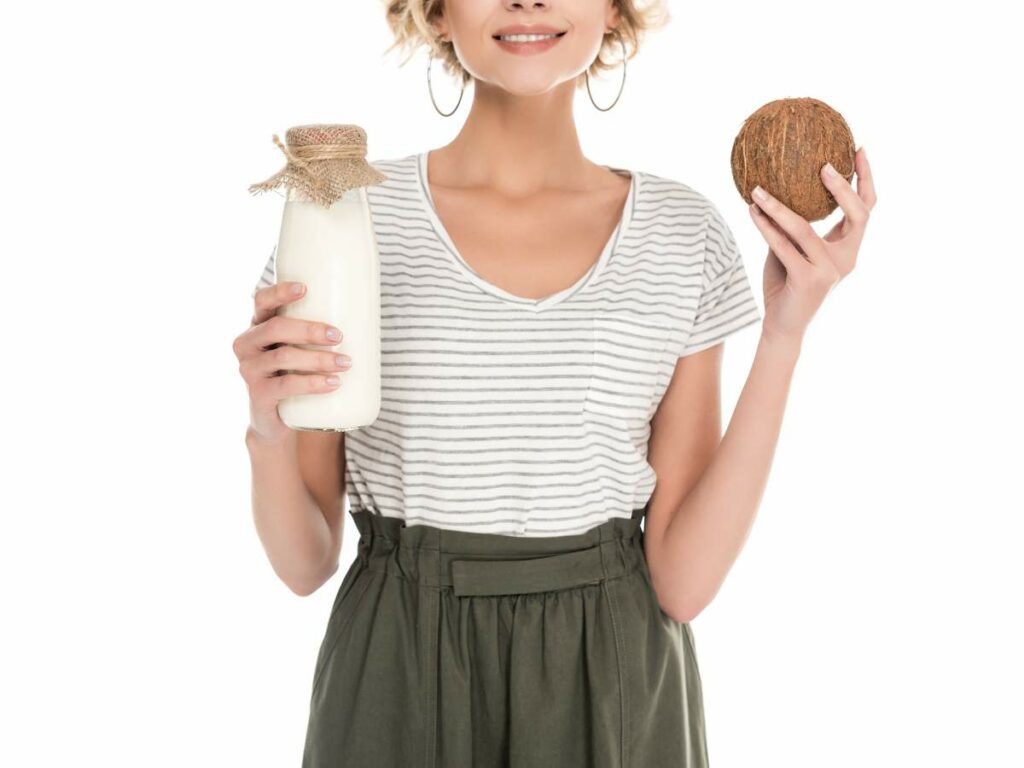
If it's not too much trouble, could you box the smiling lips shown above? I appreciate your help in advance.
[492,28,568,55]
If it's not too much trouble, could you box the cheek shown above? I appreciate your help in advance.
[448,36,490,81]
[563,28,605,66]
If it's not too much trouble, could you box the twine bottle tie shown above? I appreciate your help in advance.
[270,134,370,191]
[248,124,388,208]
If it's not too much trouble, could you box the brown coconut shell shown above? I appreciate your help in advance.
[731,97,856,222]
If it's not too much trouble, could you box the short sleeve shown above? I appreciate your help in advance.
[251,244,277,298]
[677,201,762,357]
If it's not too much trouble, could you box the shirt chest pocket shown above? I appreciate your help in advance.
[584,312,669,428]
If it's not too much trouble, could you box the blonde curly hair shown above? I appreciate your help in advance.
[381,0,670,88]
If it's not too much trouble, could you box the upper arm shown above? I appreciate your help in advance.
[297,430,348,566]
[644,344,724,564]
[252,244,348,563]
[671,199,761,357]
[643,192,762,568]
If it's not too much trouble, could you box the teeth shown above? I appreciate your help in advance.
[497,33,561,42]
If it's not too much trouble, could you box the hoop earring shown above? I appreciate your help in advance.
[427,45,466,117]
[585,29,627,112]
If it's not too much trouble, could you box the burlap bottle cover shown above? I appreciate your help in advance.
[248,124,388,208]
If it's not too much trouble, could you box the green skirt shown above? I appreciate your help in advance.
[302,505,708,767]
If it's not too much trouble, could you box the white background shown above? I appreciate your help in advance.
[2,1,1021,765]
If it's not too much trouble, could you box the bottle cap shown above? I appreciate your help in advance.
[248,124,389,208]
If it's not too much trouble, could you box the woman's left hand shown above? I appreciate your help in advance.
[749,146,876,344]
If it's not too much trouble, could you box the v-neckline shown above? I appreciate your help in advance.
[416,150,639,312]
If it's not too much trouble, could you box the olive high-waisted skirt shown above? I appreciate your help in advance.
[302,505,708,767]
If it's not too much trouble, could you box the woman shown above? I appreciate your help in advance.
[235,1,876,765]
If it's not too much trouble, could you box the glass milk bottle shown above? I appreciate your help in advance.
[248,124,388,432]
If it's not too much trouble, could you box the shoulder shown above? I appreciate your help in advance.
[636,169,727,230]
[629,169,735,261]
[361,154,427,215]
[365,153,420,191]
[637,169,716,210]
[368,153,416,172]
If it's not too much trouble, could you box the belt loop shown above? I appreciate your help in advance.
[357,529,371,568]
[436,526,443,591]
[354,510,371,567]
[597,516,611,580]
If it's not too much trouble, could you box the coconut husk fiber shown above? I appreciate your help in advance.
[248,124,388,209]
[731,98,856,222]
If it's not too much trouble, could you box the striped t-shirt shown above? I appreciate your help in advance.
[253,151,761,537]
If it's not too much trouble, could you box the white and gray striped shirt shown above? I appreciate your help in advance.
[254,151,761,537]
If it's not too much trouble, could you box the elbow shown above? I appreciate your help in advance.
[648,562,707,624]
[283,559,339,597]
[286,578,319,598]
[650,568,709,623]
[659,597,704,625]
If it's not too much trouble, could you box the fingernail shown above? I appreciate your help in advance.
[326,327,341,340]
[325,376,340,386]
[752,186,768,203]
[822,162,838,179]
[291,283,304,294]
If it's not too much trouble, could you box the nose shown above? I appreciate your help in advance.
[506,1,549,8]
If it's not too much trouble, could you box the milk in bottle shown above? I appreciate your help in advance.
[248,124,388,432]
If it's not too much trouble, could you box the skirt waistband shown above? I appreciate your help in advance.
[350,506,649,597]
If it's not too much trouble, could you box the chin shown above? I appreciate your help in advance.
[486,70,576,96]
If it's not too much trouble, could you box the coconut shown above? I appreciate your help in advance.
[730,97,856,222]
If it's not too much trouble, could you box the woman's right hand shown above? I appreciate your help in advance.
[234,280,352,443]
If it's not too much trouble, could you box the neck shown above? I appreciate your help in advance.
[429,78,602,197]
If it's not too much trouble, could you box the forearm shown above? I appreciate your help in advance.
[245,427,337,595]
[654,330,802,621]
